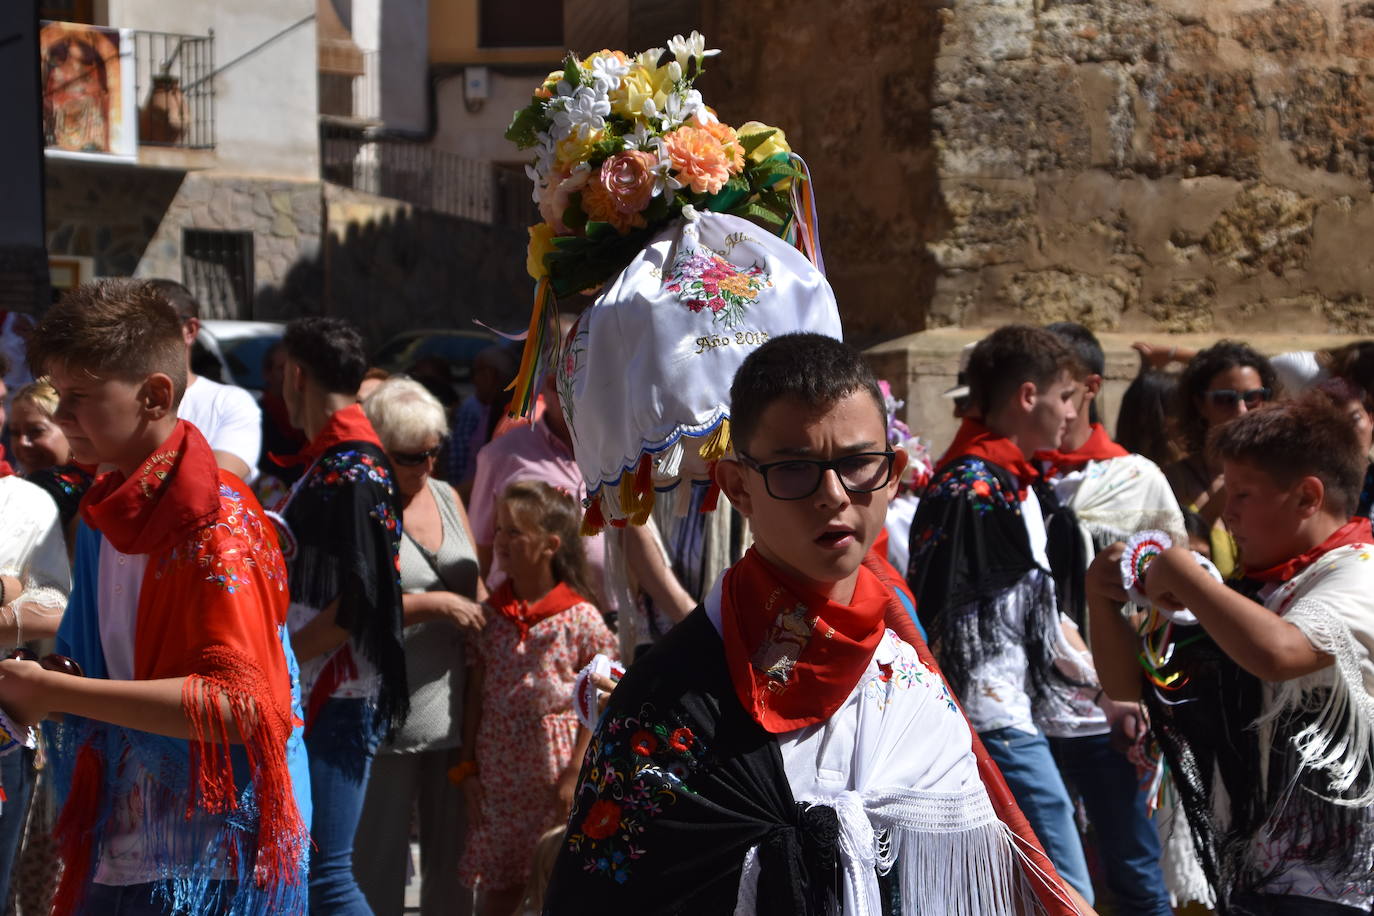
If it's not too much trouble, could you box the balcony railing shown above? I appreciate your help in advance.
[322,124,502,224]
[133,29,215,149]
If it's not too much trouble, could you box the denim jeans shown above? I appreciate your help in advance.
[0,747,35,907]
[305,697,383,915]
[83,882,233,915]
[980,726,1095,904]
[1050,733,1173,916]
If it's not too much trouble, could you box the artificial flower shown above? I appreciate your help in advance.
[554,127,605,170]
[611,51,673,120]
[550,86,610,141]
[583,49,631,93]
[662,125,732,195]
[526,222,556,280]
[737,120,791,163]
[596,151,658,216]
[695,118,744,173]
[538,165,590,233]
[666,30,720,71]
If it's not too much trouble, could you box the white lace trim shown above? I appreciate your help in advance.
[1262,597,1374,805]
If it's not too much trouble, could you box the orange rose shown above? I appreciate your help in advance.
[582,151,657,234]
[662,126,732,195]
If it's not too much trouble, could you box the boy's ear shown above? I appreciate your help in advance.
[1083,373,1103,400]
[1295,475,1325,519]
[886,447,910,500]
[140,373,176,419]
[1016,380,1038,413]
[716,457,753,518]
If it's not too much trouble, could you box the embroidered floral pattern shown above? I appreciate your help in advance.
[865,639,959,713]
[929,459,1018,514]
[158,483,289,593]
[566,703,708,884]
[309,449,393,490]
[664,247,771,328]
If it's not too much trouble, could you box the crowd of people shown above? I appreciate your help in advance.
[0,272,1366,916]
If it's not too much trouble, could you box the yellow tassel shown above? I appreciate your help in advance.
[630,490,655,527]
[697,419,733,462]
[618,469,639,517]
[579,498,605,537]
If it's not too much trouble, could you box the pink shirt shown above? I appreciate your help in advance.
[468,420,612,609]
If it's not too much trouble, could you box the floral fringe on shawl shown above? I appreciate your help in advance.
[49,649,310,915]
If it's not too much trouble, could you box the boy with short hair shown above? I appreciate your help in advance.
[1088,397,1374,914]
[1,279,309,914]
[274,317,407,911]
[543,333,1086,914]
[1035,322,1184,915]
[905,324,1096,902]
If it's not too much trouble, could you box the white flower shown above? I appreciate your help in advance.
[586,52,630,93]
[659,88,703,130]
[621,125,680,198]
[549,86,610,141]
[666,31,719,71]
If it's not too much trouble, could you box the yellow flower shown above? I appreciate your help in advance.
[555,127,603,170]
[526,222,556,280]
[611,53,673,119]
[738,121,791,163]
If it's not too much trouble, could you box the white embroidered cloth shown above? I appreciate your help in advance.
[557,209,841,521]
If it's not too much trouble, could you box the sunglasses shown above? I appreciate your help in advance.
[6,648,84,677]
[1204,387,1271,408]
[737,451,897,501]
[390,446,442,467]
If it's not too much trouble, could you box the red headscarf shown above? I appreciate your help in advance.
[1033,422,1129,479]
[938,418,1039,498]
[720,548,887,733]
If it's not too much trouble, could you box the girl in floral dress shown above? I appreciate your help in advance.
[457,481,617,916]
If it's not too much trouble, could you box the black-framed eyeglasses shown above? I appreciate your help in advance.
[736,451,897,501]
[6,648,84,677]
[391,445,442,467]
[1205,387,1271,408]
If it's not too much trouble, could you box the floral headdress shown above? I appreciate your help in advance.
[505,32,823,417]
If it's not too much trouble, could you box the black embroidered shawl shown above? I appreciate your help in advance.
[282,440,408,734]
[905,455,1064,710]
[544,608,842,915]
[28,463,95,526]
[1144,578,1374,913]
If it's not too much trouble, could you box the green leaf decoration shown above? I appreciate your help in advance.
[562,197,589,235]
[738,129,777,156]
[506,103,544,148]
[545,223,657,298]
[562,53,582,89]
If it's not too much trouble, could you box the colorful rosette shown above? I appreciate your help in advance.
[1121,530,1173,607]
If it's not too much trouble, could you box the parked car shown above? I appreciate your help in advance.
[194,319,285,395]
[373,328,498,379]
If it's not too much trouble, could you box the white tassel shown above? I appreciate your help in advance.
[656,440,684,481]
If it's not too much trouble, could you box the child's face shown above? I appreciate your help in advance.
[47,363,157,470]
[1026,370,1079,454]
[493,500,555,584]
[1222,459,1314,569]
[721,390,906,597]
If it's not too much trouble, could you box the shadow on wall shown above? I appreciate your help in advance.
[254,196,536,347]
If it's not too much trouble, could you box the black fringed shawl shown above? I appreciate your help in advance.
[1144,578,1374,913]
[282,439,409,736]
[905,456,1066,711]
[544,608,843,915]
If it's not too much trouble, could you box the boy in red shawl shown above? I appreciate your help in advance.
[0,280,310,915]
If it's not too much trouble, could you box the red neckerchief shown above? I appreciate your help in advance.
[272,402,382,468]
[721,547,887,733]
[489,580,585,641]
[1243,517,1374,583]
[938,417,1039,498]
[1033,423,1128,479]
[0,444,13,478]
[79,420,221,555]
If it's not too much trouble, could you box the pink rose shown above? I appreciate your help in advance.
[581,151,658,234]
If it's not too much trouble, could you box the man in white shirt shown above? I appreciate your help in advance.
[148,280,262,483]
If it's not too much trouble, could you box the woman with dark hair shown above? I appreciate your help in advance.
[1115,368,1183,468]
[1310,376,1374,519]
[1163,340,1278,577]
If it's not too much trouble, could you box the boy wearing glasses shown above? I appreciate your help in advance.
[0,280,310,914]
[274,317,408,911]
[904,324,1096,904]
[544,333,1088,914]
[1087,397,1374,913]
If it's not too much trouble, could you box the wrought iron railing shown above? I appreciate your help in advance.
[132,29,215,149]
[321,124,505,224]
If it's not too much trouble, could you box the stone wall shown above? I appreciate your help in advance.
[704,0,1374,343]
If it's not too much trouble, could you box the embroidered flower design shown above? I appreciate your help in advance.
[581,800,623,840]
[667,727,694,752]
[664,247,770,328]
[629,729,658,756]
[930,459,1015,514]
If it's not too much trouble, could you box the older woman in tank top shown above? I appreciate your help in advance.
[356,377,486,916]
